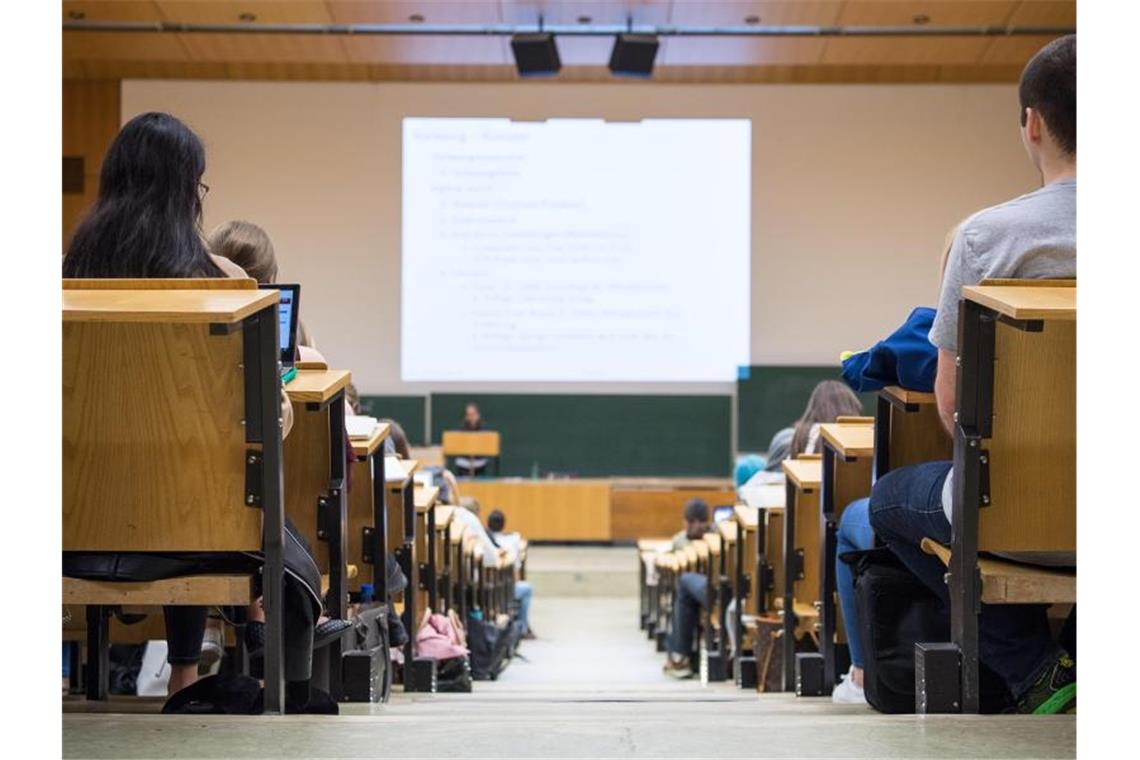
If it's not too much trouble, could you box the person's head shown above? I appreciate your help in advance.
[1018,35,1076,173]
[682,498,710,540]
[464,403,481,427]
[344,383,362,416]
[379,418,410,459]
[790,380,863,457]
[207,220,278,284]
[487,509,506,533]
[63,112,222,279]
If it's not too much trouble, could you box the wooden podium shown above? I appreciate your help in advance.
[441,430,501,477]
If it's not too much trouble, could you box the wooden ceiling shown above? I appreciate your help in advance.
[62,1,1076,83]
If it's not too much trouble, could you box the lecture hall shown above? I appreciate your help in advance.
[35,0,1119,757]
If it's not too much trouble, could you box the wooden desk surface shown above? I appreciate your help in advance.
[881,386,937,406]
[717,520,737,543]
[704,533,722,554]
[449,518,467,544]
[63,288,277,323]
[637,538,673,552]
[733,505,759,530]
[414,485,440,513]
[350,422,392,459]
[434,505,454,530]
[63,278,256,291]
[963,283,1076,321]
[384,457,420,486]
[783,458,822,490]
[820,421,875,458]
[285,369,351,405]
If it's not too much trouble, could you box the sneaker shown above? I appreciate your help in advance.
[521,628,537,641]
[832,665,867,705]
[663,655,693,680]
[198,623,224,676]
[1015,652,1076,715]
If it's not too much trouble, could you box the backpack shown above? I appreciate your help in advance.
[850,548,1010,713]
[466,613,512,681]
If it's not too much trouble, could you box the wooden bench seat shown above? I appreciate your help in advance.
[63,576,252,606]
[921,539,1075,604]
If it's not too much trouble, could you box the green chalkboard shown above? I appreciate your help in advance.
[358,395,427,445]
[431,393,731,477]
[736,366,876,453]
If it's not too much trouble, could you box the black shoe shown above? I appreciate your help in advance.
[314,619,353,649]
[1014,652,1076,714]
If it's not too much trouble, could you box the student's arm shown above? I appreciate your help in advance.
[934,348,956,436]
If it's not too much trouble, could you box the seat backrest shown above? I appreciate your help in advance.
[965,283,1076,553]
[63,288,273,552]
[442,430,501,457]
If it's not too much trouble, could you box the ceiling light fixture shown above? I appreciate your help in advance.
[238,12,257,23]
[409,13,425,23]
[744,15,761,25]
[510,15,561,78]
[913,14,931,25]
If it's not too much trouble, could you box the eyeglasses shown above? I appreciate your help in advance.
[198,181,210,199]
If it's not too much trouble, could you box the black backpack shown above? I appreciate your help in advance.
[850,548,1010,714]
[466,614,512,681]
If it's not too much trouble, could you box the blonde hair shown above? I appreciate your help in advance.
[207,220,278,284]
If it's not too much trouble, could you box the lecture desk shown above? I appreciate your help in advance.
[413,485,441,614]
[873,386,952,481]
[449,517,470,619]
[434,506,456,612]
[816,419,875,697]
[780,457,822,693]
[284,368,353,698]
[348,422,392,596]
[637,539,673,637]
[385,457,420,682]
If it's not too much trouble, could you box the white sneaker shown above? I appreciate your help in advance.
[832,665,867,704]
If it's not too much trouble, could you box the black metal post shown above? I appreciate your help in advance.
[818,443,840,696]
[246,305,285,714]
[325,390,349,699]
[426,507,438,612]
[84,606,109,700]
[873,394,892,484]
[371,454,389,599]
[755,506,768,614]
[782,478,797,692]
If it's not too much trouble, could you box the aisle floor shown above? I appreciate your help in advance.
[63,552,1076,759]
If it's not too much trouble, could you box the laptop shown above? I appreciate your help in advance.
[260,283,300,383]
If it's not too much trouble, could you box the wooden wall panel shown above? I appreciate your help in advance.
[611,487,738,541]
[458,480,613,541]
[62,80,120,250]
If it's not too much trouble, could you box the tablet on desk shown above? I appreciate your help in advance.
[259,283,300,381]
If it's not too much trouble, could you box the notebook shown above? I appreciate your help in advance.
[259,283,300,383]
[346,415,380,440]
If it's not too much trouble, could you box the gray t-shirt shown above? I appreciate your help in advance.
[936,178,1077,520]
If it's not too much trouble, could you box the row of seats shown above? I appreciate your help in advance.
[62,278,525,712]
[639,280,1076,713]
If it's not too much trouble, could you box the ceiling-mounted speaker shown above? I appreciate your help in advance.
[608,33,659,78]
[510,33,562,78]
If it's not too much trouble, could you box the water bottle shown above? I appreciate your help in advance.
[530,461,539,480]
[360,583,374,604]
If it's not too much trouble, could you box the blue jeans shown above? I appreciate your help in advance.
[837,497,875,669]
[668,572,707,657]
[514,580,533,633]
[868,461,1057,697]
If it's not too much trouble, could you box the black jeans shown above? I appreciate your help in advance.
[867,461,1058,697]
[64,550,319,683]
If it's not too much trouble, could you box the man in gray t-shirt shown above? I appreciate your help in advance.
[867,35,1077,714]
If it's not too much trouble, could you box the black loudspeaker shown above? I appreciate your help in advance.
[511,33,561,77]
[795,652,825,697]
[608,34,659,78]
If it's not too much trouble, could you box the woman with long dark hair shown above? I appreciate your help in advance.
[62,113,328,712]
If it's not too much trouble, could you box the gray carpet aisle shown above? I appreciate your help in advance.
[62,547,1075,759]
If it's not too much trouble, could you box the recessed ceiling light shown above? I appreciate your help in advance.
[577,15,592,24]
[68,10,86,20]
[913,14,931,25]
[744,15,761,25]
[409,13,425,23]
[238,12,257,22]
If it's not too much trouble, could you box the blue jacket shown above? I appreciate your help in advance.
[841,307,938,393]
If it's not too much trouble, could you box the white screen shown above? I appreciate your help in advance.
[401,118,751,382]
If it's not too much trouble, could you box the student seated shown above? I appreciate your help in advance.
[207,218,322,362]
[454,402,489,475]
[868,35,1076,715]
[487,509,534,640]
[661,498,711,679]
[61,112,327,712]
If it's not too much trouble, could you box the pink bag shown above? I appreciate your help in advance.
[415,612,469,660]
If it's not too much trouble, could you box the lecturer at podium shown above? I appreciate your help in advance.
[455,402,488,476]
